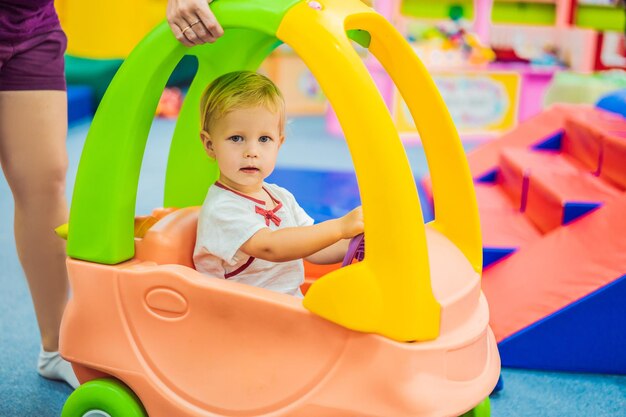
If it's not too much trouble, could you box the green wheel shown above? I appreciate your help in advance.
[61,378,148,417]
[460,397,490,417]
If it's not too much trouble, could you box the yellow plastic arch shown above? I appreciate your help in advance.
[280,0,481,342]
[280,0,438,342]
[351,11,483,274]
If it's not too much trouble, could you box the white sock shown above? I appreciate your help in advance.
[37,347,80,389]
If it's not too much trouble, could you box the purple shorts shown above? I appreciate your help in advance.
[0,28,67,91]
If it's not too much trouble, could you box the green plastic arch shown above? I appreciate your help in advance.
[67,0,300,264]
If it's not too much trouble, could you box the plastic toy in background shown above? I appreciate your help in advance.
[436,5,495,66]
[155,87,184,119]
[463,31,496,65]
[58,1,500,416]
[404,5,495,69]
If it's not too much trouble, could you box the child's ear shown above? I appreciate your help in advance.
[278,134,285,147]
[200,130,215,158]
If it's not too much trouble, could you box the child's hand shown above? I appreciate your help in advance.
[339,206,364,239]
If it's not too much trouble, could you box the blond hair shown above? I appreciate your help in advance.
[200,71,285,134]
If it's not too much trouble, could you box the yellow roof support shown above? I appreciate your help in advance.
[280,0,442,342]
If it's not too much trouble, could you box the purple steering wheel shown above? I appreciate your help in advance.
[341,233,365,267]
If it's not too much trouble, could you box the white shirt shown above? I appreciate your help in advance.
[194,182,314,297]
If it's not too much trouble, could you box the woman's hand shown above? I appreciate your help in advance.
[166,0,224,47]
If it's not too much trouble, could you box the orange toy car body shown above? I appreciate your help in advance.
[61,208,499,417]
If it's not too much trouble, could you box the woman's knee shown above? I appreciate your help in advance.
[6,159,68,203]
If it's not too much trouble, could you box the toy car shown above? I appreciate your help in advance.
[60,1,500,416]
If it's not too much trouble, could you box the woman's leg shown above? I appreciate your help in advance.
[0,90,69,352]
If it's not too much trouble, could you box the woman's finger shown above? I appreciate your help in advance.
[188,15,215,44]
[195,5,224,43]
[167,19,195,47]
[179,11,205,45]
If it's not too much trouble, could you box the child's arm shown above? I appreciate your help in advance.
[240,207,363,263]
[304,239,351,265]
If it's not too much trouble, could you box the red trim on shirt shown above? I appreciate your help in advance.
[224,256,255,279]
[255,205,282,226]
[214,181,284,225]
[262,186,281,208]
[215,181,266,205]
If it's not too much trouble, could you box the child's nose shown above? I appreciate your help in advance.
[244,145,258,158]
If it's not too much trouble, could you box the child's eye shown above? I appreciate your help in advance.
[228,135,244,143]
[259,136,272,143]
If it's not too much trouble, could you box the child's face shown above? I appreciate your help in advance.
[202,105,284,194]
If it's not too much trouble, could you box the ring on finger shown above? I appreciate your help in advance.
[182,25,194,34]
[190,20,201,27]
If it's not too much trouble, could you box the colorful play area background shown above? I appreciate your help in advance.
[2,0,626,415]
